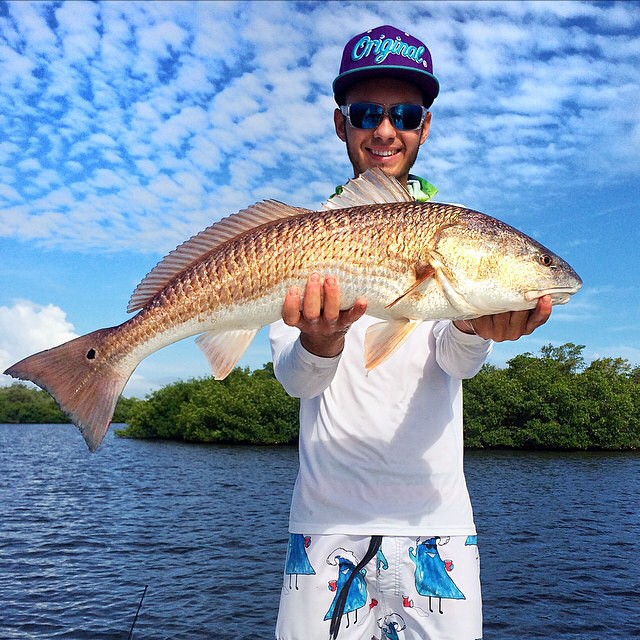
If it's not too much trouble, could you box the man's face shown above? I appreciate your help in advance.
[334,78,431,186]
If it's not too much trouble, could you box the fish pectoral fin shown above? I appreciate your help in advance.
[385,264,436,309]
[195,329,259,380]
[364,319,422,370]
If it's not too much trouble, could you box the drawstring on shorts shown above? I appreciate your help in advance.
[329,535,383,639]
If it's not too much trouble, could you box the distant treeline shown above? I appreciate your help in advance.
[118,363,299,445]
[2,344,639,450]
[0,383,136,425]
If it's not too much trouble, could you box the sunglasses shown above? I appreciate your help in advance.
[339,102,428,131]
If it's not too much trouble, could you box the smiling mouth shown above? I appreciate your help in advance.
[369,149,399,158]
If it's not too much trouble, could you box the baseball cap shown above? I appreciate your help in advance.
[333,25,440,106]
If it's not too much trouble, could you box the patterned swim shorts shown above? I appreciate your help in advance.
[275,533,482,640]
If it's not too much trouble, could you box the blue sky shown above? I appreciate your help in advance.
[1,0,639,398]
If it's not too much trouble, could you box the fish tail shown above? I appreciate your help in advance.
[3,327,135,452]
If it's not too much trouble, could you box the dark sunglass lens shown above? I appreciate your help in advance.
[390,104,423,130]
[349,103,384,129]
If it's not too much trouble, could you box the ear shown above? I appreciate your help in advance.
[419,111,432,146]
[334,108,347,142]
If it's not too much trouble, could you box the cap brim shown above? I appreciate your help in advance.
[333,66,440,105]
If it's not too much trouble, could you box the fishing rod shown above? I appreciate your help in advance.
[127,584,148,640]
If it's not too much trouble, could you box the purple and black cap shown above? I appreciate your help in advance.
[333,25,440,107]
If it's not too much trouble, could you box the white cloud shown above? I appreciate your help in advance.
[56,0,101,62]
[8,2,57,55]
[0,43,37,91]
[0,141,21,162]
[150,105,208,147]
[187,134,223,171]
[17,157,42,172]
[88,133,119,148]
[0,184,23,203]
[0,300,78,386]
[91,169,128,190]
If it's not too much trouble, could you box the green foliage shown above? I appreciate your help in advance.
[112,395,142,423]
[116,364,300,445]
[4,345,638,449]
[0,383,141,424]
[463,343,640,450]
[0,383,67,423]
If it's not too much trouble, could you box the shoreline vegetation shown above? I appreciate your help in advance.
[2,344,638,450]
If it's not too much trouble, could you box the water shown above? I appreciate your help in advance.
[466,451,639,638]
[0,424,638,639]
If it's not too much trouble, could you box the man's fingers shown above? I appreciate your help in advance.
[341,297,368,325]
[282,285,302,326]
[281,273,367,334]
[473,295,554,342]
[322,277,341,323]
[525,295,552,333]
[301,273,323,322]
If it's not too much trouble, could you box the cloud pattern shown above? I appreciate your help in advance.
[0,1,637,253]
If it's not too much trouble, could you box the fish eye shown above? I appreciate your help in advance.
[538,254,554,267]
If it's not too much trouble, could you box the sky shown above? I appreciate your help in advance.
[1,0,639,398]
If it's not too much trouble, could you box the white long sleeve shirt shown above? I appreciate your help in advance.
[269,316,492,537]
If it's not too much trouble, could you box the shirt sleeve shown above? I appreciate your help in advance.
[269,320,341,398]
[433,320,493,380]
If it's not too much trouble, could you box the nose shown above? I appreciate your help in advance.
[372,114,396,141]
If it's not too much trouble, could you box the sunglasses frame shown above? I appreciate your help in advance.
[339,102,428,131]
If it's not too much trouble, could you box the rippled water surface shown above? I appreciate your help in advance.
[1,424,638,638]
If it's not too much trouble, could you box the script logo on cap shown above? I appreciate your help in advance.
[351,32,427,68]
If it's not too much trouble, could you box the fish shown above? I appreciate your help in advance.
[4,168,582,451]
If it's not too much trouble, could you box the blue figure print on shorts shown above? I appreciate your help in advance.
[465,534,479,561]
[376,546,389,575]
[377,613,407,639]
[408,536,465,614]
[324,547,368,628]
[284,533,315,590]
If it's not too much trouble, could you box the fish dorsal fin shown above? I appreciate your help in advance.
[128,200,310,313]
[321,167,415,210]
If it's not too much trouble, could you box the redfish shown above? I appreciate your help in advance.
[4,169,582,451]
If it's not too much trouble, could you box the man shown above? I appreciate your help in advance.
[270,26,551,640]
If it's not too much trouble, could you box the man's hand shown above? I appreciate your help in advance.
[453,295,553,342]
[282,273,368,357]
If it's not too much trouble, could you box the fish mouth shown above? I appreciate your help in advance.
[524,287,581,305]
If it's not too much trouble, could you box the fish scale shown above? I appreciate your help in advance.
[3,169,581,451]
